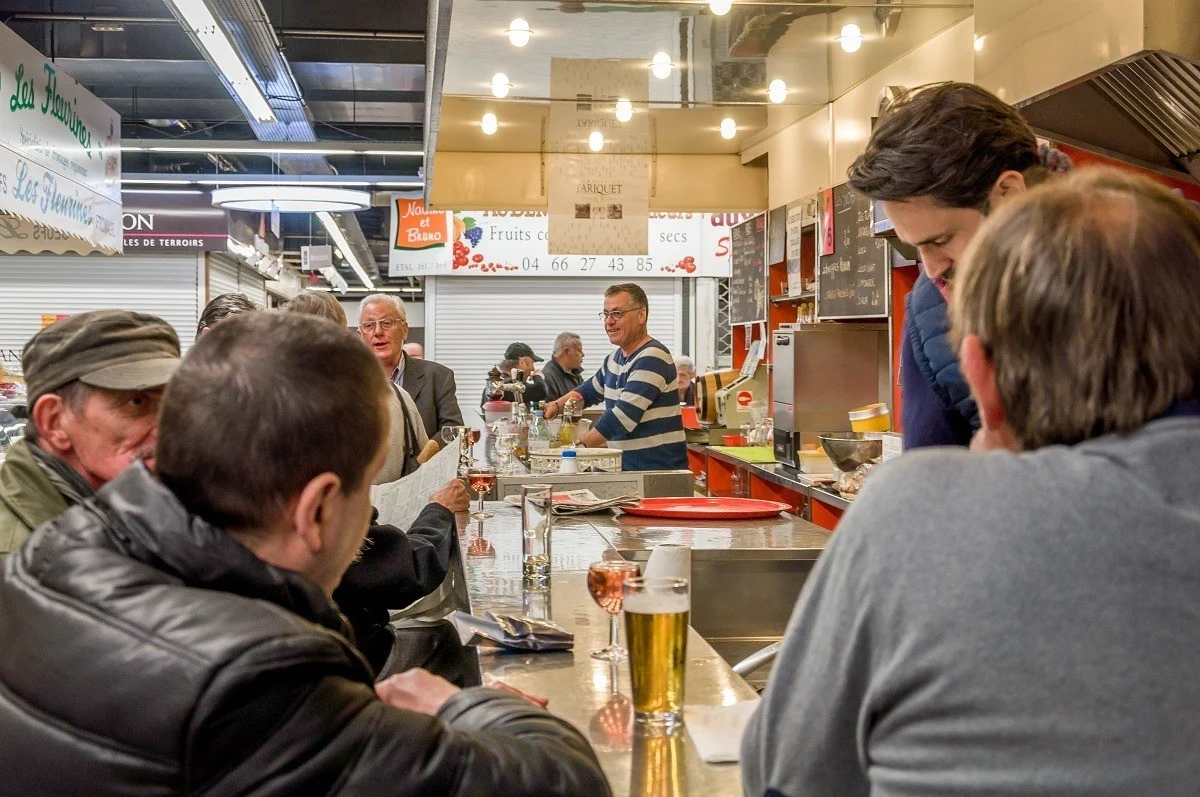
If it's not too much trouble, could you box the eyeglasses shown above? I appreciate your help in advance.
[598,306,644,321]
[359,318,403,334]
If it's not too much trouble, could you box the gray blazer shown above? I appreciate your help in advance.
[400,352,463,438]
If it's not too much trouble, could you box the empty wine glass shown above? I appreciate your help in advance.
[587,560,641,661]
[497,432,520,475]
[466,465,496,520]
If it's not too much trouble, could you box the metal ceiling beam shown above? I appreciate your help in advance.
[2,13,424,41]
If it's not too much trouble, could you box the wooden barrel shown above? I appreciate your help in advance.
[694,369,740,424]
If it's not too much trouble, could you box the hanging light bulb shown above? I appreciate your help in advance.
[481,112,498,135]
[615,98,633,123]
[506,18,532,47]
[709,0,733,15]
[588,131,605,152]
[490,73,511,98]
[650,52,674,80]
[837,23,864,53]
[720,117,737,140]
[767,79,787,104]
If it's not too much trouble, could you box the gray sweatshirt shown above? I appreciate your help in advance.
[742,416,1200,796]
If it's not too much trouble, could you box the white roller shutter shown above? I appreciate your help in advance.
[427,277,681,427]
[0,253,202,358]
[207,254,267,308]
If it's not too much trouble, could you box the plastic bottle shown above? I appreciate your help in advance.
[559,448,579,474]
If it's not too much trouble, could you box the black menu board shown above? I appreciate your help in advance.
[817,183,889,320]
[729,214,766,325]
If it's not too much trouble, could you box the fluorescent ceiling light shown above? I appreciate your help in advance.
[317,211,374,290]
[123,176,421,187]
[122,141,423,156]
[163,0,276,123]
[121,188,204,195]
[211,186,371,212]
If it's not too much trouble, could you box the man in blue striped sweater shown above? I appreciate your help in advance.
[543,284,687,472]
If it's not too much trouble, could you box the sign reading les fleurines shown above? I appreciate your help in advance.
[816,183,889,320]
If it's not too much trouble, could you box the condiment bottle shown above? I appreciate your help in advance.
[559,449,579,474]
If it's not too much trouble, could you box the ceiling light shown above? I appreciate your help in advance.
[588,131,605,152]
[651,52,674,80]
[720,118,737,140]
[614,98,633,123]
[210,186,371,213]
[506,18,532,47]
[121,140,423,156]
[162,0,276,122]
[120,188,204,195]
[837,23,864,53]
[973,35,986,52]
[491,73,512,99]
[768,79,787,104]
[481,112,499,135]
[709,0,733,15]
[317,211,374,290]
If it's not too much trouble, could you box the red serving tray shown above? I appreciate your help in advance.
[620,497,790,520]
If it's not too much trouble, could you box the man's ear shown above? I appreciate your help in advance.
[31,394,74,455]
[991,169,1028,205]
[290,472,342,554]
[961,334,1019,452]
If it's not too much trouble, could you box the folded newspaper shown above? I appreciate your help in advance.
[449,611,574,652]
[503,489,640,516]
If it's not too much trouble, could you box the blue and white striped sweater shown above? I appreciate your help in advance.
[577,339,688,472]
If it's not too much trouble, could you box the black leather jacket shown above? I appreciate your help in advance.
[0,464,610,796]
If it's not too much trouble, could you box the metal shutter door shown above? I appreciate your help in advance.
[0,253,202,357]
[207,254,267,308]
[427,277,681,427]
[208,254,240,301]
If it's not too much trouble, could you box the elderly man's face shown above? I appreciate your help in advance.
[603,292,648,351]
[560,341,584,371]
[57,387,164,489]
[358,301,408,371]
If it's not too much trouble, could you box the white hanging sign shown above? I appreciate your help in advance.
[0,22,122,254]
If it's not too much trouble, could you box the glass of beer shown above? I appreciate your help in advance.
[623,577,689,729]
[587,560,641,660]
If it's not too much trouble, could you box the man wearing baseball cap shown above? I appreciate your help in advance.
[482,342,549,406]
[0,310,180,560]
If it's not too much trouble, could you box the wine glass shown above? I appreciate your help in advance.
[466,465,496,520]
[587,560,641,661]
[497,432,520,475]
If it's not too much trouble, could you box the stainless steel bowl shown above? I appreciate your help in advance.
[818,432,884,472]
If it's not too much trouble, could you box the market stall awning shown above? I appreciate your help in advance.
[0,23,122,256]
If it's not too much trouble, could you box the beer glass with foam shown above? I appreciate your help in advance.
[622,577,689,729]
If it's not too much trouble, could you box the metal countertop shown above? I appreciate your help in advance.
[455,503,831,796]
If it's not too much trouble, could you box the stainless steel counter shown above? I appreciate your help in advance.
[450,504,832,795]
[697,444,856,513]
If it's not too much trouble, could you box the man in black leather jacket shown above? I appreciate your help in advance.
[0,312,610,796]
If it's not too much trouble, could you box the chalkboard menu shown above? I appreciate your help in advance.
[729,214,766,325]
[817,183,889,320]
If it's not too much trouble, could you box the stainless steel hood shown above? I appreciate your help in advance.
[975,0,1200,182]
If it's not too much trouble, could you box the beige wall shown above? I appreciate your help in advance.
[746,17,976,208]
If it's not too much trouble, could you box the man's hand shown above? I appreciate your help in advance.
[543,391,582,420]
[429,479,471,513]
[376,669,460,716]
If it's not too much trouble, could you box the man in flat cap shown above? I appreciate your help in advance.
[0,310,180,560]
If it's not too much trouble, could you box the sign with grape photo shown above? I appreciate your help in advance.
[389,204,759,278]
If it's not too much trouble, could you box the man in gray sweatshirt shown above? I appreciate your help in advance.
[742,169,1200,796]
